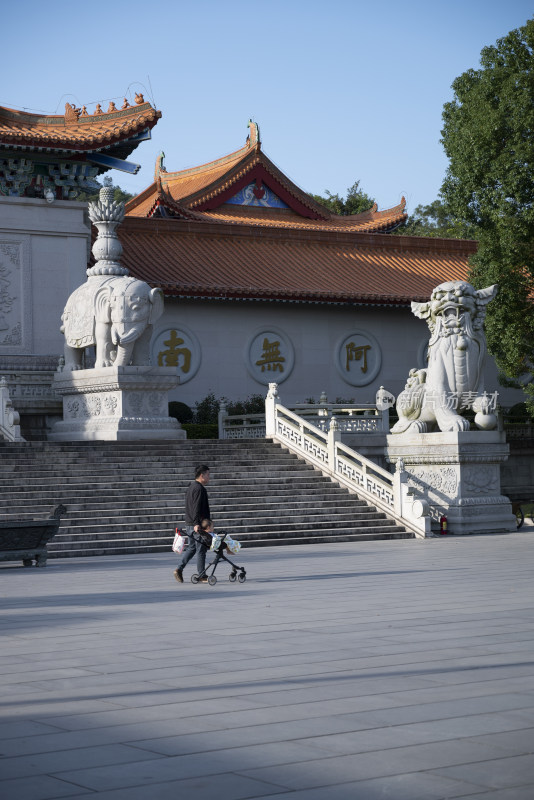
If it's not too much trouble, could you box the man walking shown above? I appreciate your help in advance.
[174,464,211,584]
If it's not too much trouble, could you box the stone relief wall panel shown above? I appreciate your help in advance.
[462,466,500,494]
[407,466,459,499]
[0,236,32,353]
[65,392,120,420]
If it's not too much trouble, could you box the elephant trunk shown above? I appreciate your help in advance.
[111,324,142,347]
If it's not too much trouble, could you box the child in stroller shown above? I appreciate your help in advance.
[190,519,246,586]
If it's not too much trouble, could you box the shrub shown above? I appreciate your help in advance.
[182,423,218,439]
[168,401,194,424]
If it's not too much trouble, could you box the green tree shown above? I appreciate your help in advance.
[76,175,134,203]
[440,18,534,412]
[311,180,375,215]
[397,199,475,239]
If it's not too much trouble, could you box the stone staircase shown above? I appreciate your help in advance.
[0,439,413,557]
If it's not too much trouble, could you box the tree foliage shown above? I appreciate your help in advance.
[440,18,534,412]
[76,175,134,203]
[396,199,475,239]
[311,180,375,215]
[193,392,265,424]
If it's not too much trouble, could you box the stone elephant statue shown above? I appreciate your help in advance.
[61,275,164,370]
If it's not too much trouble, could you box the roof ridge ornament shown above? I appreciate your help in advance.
[247,120,260,149]
[64,102,81,124]
[155,151,167,181]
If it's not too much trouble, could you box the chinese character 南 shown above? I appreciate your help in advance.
[256,338,285,372]
[345,343,371,373]
[157,330,191,373]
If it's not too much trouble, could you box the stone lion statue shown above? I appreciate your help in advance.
[391,280,498,434]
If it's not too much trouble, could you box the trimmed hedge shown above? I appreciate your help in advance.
[182,423,218,439]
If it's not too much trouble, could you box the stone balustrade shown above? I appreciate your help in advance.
[264,383,430,538]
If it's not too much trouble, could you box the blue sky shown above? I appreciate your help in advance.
[3,0,532,213]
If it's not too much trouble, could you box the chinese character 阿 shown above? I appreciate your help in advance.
[256,338,285,372]
[157,330,191,373]
[345,343,371,373]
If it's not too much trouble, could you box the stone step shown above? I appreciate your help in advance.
[50,511,396,536]
[48,525,409,553]
[49,521,403,547]
[0,480,349,498]
[0,439,410,555]
[0,493,370,524]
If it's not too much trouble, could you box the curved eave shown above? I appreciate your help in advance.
[156,285,424,306]
[0,103,161,154]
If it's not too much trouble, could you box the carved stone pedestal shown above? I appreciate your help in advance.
[49,366,185,441]
[386,431,516,535]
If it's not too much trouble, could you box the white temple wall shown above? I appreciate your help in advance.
[0,196,89,357]
[154,299,522,411]
[0,196,90,437]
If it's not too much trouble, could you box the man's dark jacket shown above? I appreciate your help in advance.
[185,480,210,527]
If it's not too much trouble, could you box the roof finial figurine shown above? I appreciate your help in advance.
[135,93,144,105]
[93,104,103,115]
[80,106,88,116]
[121,98,130,110]
[107,101,117,113]
[64,102,80,123]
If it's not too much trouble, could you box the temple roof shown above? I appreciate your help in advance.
[0,95,161,161]
[119,216,476,307]
[125,121,408,233]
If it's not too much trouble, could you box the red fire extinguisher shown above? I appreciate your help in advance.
[440,515,448,535]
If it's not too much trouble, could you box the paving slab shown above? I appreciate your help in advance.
[1,533,534,799]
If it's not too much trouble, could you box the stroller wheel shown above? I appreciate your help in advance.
[191,573,199,584]
[208,575,217,586]
[229,572,237,582]
[238,572,247,583]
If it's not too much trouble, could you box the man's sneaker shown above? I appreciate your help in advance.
[173,568,183,583]
[199,576,209,583]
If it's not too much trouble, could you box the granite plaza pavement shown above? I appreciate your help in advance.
[1,529,534,800]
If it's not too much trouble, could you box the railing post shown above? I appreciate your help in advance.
[0,376,24,442]
[393,458,405,517]
[327,416,341,474]
[392,458,431,537]
[265,383,279,438]
[218,401,227,440]
[376,385,394,432]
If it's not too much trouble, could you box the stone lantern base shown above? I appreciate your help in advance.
[49,366,185,441]
[386,431,516,535]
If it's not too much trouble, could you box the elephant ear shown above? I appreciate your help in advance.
[95,287,112,323]
[148,287,164,323]
[411,300,430,320]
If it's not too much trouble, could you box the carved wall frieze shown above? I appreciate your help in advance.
[0,236,31,352]
[54,376,178,394]
[457,496,510,506]
[407,466,458,497]
[462,466,499,494]
[65,392,120,419]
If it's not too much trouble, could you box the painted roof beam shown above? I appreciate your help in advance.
[88,152,141,174]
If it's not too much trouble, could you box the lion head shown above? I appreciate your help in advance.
[411,281,498,336]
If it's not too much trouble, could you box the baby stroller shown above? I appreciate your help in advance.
[191,530,247,586]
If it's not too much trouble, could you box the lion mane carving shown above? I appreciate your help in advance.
[391,280,498,434]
